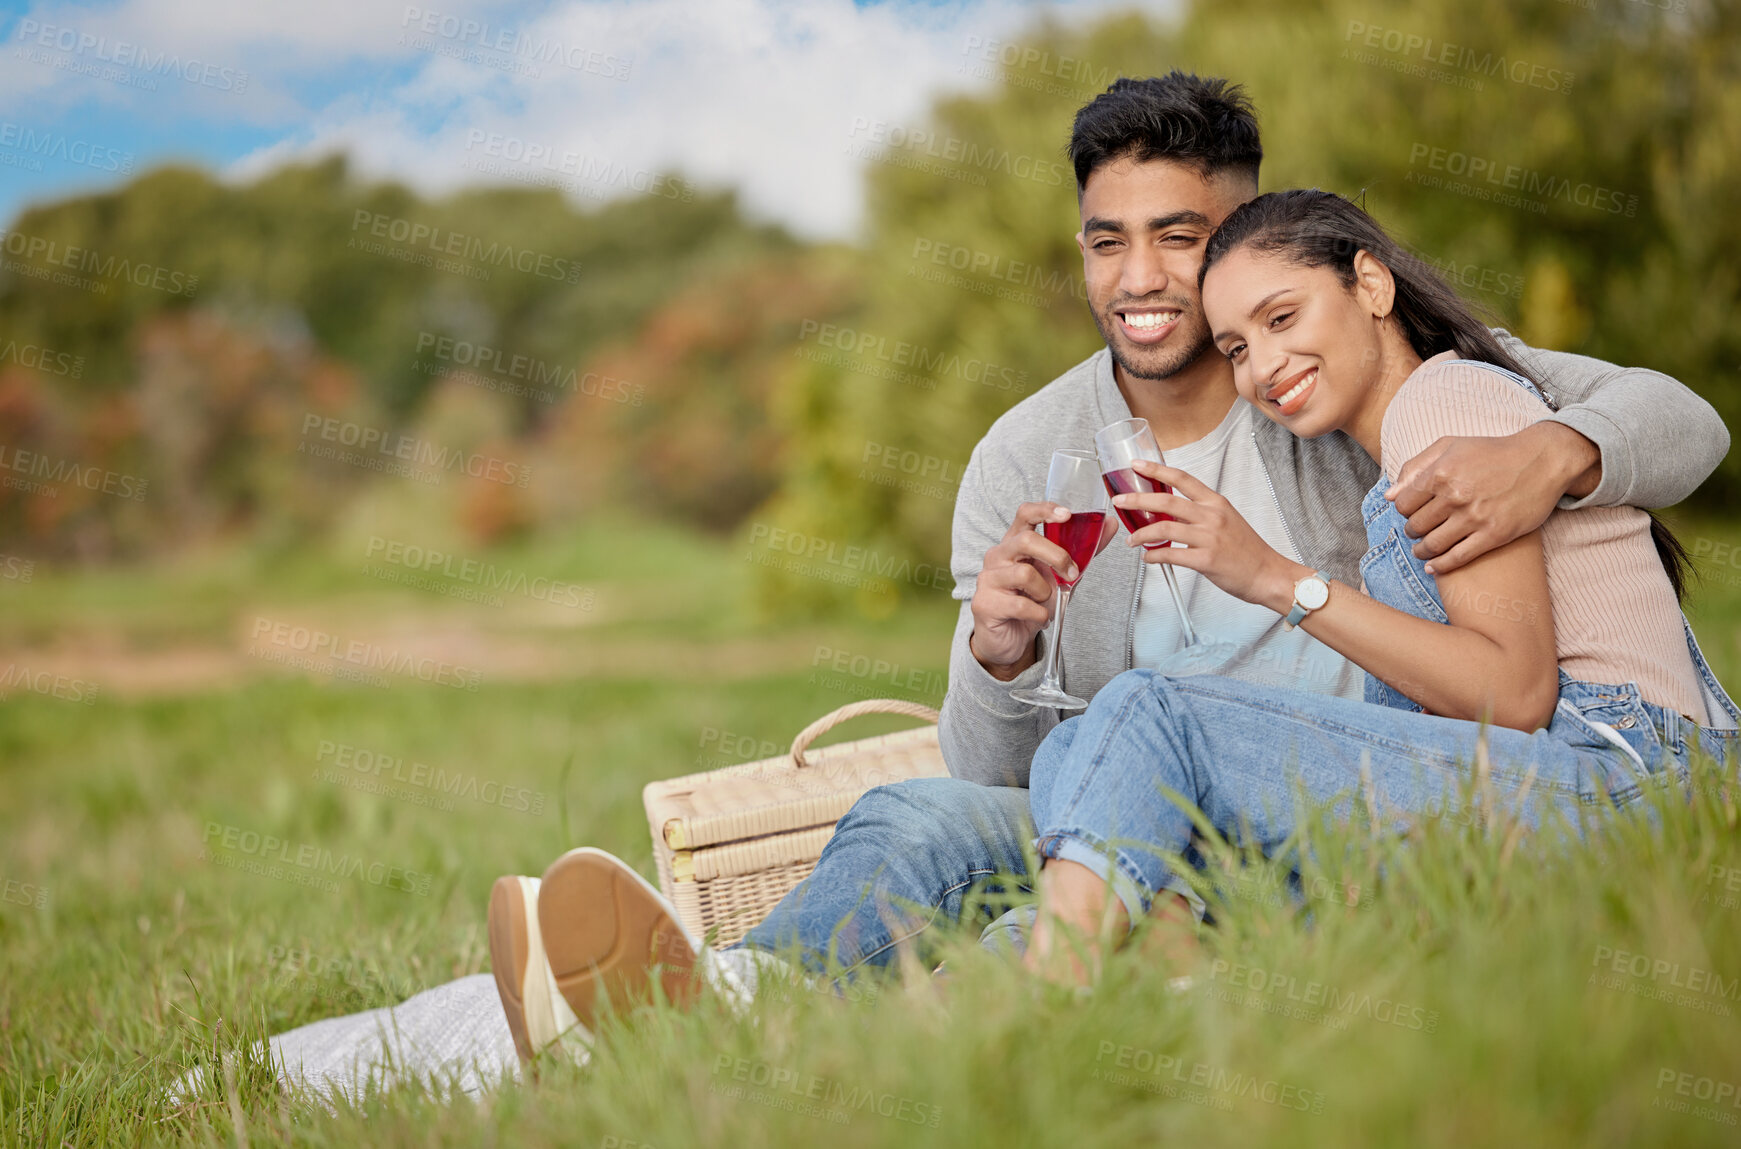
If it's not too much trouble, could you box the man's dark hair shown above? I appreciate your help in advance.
[1068,71,1262,193]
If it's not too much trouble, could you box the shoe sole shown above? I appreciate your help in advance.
[488,875,544,1064]
[538,847,699,1027]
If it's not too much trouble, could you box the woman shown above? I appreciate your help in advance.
[1025,190,1738,976]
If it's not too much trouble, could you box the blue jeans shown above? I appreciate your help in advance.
[1030,668,1725,923]
[1030,469,1740,924]
[736,777,1033,973]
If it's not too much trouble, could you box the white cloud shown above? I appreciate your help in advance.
[0,0,416,121]
[4,0,1175,238]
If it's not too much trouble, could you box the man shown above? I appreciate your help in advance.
[491,73,1728,1057]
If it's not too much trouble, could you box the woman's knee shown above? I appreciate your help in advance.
[1102,667,1160,703]
[1035,671,1196,824]
[1031,715,1080,779]
[1033,673,1159,776]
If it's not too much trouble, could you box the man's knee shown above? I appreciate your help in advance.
[836,777,1027,844]
[842,776,994,827]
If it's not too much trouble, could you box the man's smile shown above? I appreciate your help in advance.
[1115,306,1183,345]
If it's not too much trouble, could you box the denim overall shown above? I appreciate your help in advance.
[1358,359,1740,796]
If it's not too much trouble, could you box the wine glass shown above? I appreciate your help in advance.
[1094,418,1239,676]
[1010,449,1110,710]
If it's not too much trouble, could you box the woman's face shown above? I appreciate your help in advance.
[1202,245,1385,440]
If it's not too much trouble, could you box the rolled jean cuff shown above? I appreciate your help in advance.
[1035,830,1206,930]
[1159,876,1208,925]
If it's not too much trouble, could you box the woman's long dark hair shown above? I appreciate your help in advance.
[1201,189,1688,599]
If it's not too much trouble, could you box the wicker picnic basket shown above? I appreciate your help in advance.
[643,699,947,946]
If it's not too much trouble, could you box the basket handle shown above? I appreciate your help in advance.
[789,699,941,768]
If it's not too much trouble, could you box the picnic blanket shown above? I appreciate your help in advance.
[167,945,794,1106]
[172,974,523,1107]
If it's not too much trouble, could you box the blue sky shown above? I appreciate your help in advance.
[0,0,1163,238]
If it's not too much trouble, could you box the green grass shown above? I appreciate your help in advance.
[5,517,1741,1146]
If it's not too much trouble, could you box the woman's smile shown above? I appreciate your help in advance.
[1265,365,1318,416]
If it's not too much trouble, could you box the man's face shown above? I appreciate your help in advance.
[1077,157,1255,381]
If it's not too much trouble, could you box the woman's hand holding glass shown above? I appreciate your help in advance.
[1114,459,1304,613]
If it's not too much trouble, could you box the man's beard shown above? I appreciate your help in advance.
[1092,305,1214,381]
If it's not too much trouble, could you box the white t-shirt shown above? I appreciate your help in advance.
[1131,400,1365,701]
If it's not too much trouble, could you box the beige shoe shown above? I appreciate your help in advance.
[536,847,700,1028]
[488,875,589,1064]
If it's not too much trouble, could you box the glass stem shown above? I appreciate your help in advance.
[1160,564,1200,647]
[1038,585,1072,690]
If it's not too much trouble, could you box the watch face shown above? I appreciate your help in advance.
[1298,577,1330,610]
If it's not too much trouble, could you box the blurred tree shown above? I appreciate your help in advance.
[531,247,860,534]
[0,160,802,557]
[132,309,363,549]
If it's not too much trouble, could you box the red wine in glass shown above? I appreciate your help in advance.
[1094,417,1210,654]
[1101,467,1172,547]
[1010,449,1108,709]
[1042,510,1106,587]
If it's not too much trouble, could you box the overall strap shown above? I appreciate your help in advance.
[1434,358,1549,407]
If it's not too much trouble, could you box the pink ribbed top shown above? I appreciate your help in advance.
[1380,352,1704,719]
